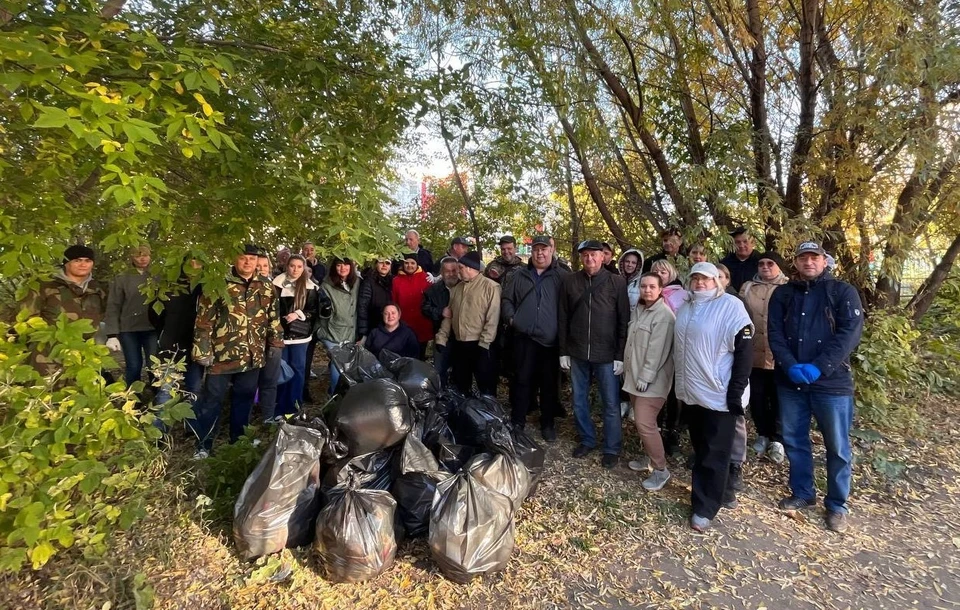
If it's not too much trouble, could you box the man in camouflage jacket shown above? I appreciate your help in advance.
[20,244,107,374]
[190,245,284,456]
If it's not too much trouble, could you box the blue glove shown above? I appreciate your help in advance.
[787,364,806,384]
[798,363,821,384]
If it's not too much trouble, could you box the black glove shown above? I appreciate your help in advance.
[727,398,745,416]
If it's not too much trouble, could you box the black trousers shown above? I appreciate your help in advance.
[509,334,560,428]
[687,404,738,520]
[749,368,781,441]
[449,338,496,396]
[657,384,684,451]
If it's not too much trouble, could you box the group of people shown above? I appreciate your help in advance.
[22,226,864,534]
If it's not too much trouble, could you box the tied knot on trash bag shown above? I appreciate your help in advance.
[327,343,391,392]
[378,349,442,408]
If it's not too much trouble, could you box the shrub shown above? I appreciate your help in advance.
[0,314,193,571]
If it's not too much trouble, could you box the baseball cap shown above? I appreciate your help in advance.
[531,235,551,247]
[688,262,720,279]
[498,235,516,245]
[451,236,473,247]
[795,242,826,256]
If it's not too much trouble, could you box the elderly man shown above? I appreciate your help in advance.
[104,244,158,387]
[721,227,761,292]
[643,228,687,276]
[767,242,864,532]
[405,230,434,275]
[191,244,284,459]
[444,236,472,262]
[423,256,459,386]
[435,251,500,396]
[301,241,326,283]
[502,236,567,441]
[559,240,630,468]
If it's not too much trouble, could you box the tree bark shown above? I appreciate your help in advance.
[907,231,960,321]
[100,0,127,18]
[438,112,482,256]
[783,0,818,216]
[563,139,581,269]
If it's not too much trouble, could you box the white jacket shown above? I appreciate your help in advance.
[674,292,753,412]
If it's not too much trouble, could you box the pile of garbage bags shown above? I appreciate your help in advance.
[233,347,546,584]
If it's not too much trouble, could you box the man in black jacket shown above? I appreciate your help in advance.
[501,236,567,441]
[559,240,630,468]
[720,227,761,292]
[421,256,459,387]
[392,230,434,275]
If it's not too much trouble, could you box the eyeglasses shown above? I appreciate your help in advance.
[758,261,777,267]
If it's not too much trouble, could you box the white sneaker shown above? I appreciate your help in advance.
[627,408,636,423]
[628,458,650,472]
[251,438,262,447]
[767,441,785,464]
[642,468,671,491]
[752,435,769,456]
[192,449,209,461]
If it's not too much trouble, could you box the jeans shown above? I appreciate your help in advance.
[509,334,560,429]
[119,330,159,387]
[321,339,341,395]
[778,386,854,514]
[190,368,261,452]
[433,342,452,389]
[257,347,282,419]
[570,358,621,455]
[277,343,309,416]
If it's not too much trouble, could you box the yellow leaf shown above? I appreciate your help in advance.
[192,92,206,104]
[128,56,142,70]
[174,81,184,95]
[30,542,56,569]
[202,103,213,117]
[181,147,194,158]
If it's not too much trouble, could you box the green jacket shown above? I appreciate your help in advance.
[317,277,358,344]
[192,270,283,375]
[104,269,155,335]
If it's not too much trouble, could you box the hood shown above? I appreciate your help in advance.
[618,248,645,278]
[750,272,789,286]
[398,266,424,276]
[53,270,93,292]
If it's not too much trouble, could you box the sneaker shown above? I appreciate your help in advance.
[251,438,262,447]
[752,435,769,456]
[642,468,671,491]
[728,463,744,492]
[778,495,815,510]
[690,514,712,532]
[825,511,848,532]
[767,441,785,464]
[572,444,593,458]
[601,454,618,469]
[685,453,696,469]
[620,401,630,418]
[627,408,635,423]
[628,458,650,472]
[192,449,210,461]
[540,426,557,443]
[722,485,737,509]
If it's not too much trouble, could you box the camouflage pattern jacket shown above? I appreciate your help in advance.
[192,271,283,375]
[484,255,524,285]
[22,272,108,330]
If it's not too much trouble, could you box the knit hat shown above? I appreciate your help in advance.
[402,252,418,261]
[757,251,787,271]
[63,244,95,263]
[458,251,483,271]
[130,244,151,257]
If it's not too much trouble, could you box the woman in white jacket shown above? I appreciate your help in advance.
[622,273,675,491]
[674,262,754,532]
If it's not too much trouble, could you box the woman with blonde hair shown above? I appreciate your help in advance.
[650,259,687,313]
[623,272,676,491]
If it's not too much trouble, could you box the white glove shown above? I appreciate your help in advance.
[636,380,649,393]
[426,273,439,284]
[613,360,624,376]
[559,356,571,371]
[106,337,121,352]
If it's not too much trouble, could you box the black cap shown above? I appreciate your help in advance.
[451,236,472,247]
[601,241,613,251]
[241,244,262,256]
[577,240,604,252]
[757,251,787,270]
[458,250,483,270]
[531,235,551,247]
[729,226,749,237]
[660,227,682,238]
[498,235,516,245]
[402,252,418,261]
[63,244,95,263]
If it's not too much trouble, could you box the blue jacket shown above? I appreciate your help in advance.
[767,271,864,395]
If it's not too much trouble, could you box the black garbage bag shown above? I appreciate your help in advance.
[233,423,326,560]
[390,436,450,538]
[465,451,530,513]
[428,471,516,583]
[328,343,391,390]
[331,378,413,456]
[321,446,399,499]
[378,349,442,407]
[288,411,347,463]
[447,395,509,448]
[510,425,545,497]
[430,435,476,474]
[314,476,398,583]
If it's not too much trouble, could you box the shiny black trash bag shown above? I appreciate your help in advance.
[331,378,413,457]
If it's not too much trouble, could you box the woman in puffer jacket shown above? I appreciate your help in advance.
[674,262,753,532]
[274,254,325,416]
[622,272,675,492]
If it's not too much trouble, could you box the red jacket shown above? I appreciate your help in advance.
[391,269,433,343]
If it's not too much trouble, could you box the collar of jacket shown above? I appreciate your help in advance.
[54,270,94,292]
[789,269,833,289]
[525,258,557,272]
[227,267,260,285]
[399,267,423,276]
[580,267,609,280]
[272,273,318,290]
[750,273,788,286]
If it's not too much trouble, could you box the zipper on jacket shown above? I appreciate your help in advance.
[587,275,592,361]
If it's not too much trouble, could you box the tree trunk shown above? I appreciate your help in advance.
[563,140,581,270]
[907,231,960,321]
[438,112,482,256]
[783,0,818,216]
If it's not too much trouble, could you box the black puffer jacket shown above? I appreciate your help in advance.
[421,280,453,333]
[357,273,393,338]
[558,268,629,363]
